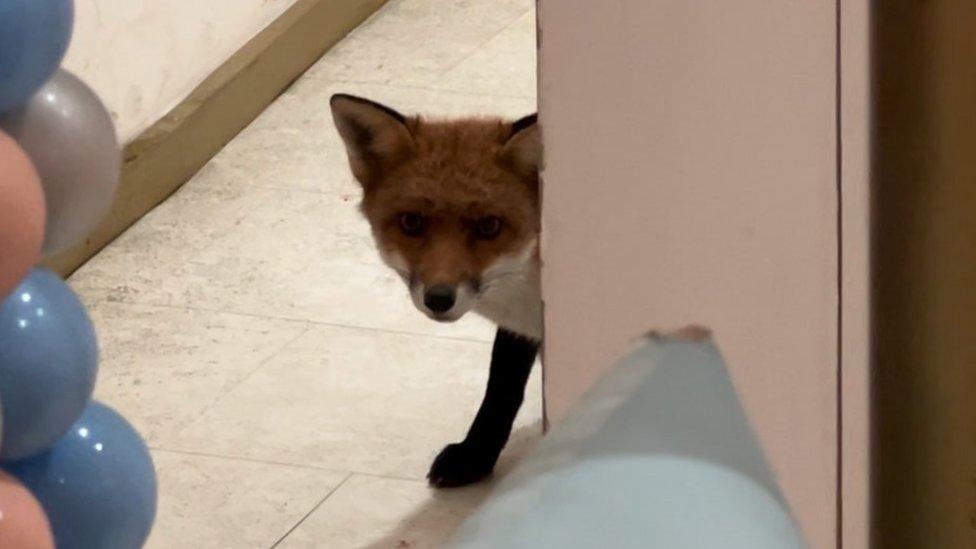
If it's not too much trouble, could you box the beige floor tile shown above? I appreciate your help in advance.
[275,474,489,549]
[303,0,533,89]
[120,189,495,340]
[193,188,377,267]
[434,11,537,98]
[69,170,275,305]
[294,81,536,122]
[168,324,543,479]
[161,255,494,341]
[147,450,348,549]
[216,81,536,197]
[210,136,359,194]
[87,301,308,445]
[75,175,493,341]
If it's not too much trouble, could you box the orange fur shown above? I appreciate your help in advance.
[331,94,539,290]
[365,117,539,287]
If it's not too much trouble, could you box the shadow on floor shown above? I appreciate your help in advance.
[361,421,543,549]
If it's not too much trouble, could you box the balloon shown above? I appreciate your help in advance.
[0,471,56,549]
[0,0,74,112]
[7,402,157,549]
[0,131,46,301]
[0,70,120,255]
[0,268,98,461]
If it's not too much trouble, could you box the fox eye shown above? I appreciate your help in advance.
[474,216,502,240]
[398,212,426,236]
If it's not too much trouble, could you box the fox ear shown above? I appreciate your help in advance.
[330,94,414,186]
[500,114,541,178]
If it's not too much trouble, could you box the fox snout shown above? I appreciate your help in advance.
[399,234,484,321]
[423,285,456,314]
[409,278,479,322]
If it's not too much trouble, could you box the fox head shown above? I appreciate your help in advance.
[330,94,540,323]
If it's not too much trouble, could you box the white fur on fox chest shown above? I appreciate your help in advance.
[377,239,543,341]
[473,246,543,341]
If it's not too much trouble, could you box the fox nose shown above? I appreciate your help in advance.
[423,285,456,313]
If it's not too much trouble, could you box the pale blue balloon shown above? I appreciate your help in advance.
[0,268,98,460]
[8,401,158,549]
[0,0,74,112]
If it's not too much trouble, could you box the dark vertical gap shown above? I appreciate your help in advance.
[870,3,974,545]
[834,0,844,547]
[870,4,929,544]
[535,0,548,434]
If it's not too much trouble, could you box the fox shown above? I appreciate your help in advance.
[330,94,541,487]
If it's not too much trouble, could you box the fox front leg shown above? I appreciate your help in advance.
[427,328,538,487]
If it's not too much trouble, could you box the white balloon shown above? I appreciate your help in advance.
[0,69,121,255]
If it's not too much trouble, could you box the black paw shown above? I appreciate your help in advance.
[427,442,496,488]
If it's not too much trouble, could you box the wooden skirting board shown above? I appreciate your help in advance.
[43,0,388,276]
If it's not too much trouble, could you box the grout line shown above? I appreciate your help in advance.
[233,183,361,196]
[91,298,495,345]
[149,447,424,483]
[424,80,538,101]
[150,447,347,473]
[269,472,354,548]
[193,325,315,419]
[337,471,427,483]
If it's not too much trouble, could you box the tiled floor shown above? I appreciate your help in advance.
[69,1,539,547]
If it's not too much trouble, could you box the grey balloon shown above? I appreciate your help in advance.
[0,69,120,255]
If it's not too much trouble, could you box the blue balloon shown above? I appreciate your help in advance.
[0,268,97,460]
[0,0,74,112]
[7,401,158,549]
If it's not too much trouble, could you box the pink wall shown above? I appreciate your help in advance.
[840,0,871,546]
[538,1,841,546]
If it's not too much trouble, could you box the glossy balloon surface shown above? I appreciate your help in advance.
[0,268,98,460]
[0,0,74,112]
[8,402,157,549]
[0,70,120,254]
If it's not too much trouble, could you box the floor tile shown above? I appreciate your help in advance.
[169,324,543,479]
[434,11,537,98]
[117,182,489,337]
[75,184,494,340]
[297,82,536,122]
[209,135,359,194]
[303,0,533,88]
[192,188,377,267]
[147,450,347,549]
[276,474,489,549]
[69,174,275,305]
[168,257,493,342]
[87,301,308,446]
[215,82,536,196]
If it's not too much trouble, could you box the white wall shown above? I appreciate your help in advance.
[63,0,300,143]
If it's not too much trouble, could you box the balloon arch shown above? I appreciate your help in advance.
[0,1,158,547]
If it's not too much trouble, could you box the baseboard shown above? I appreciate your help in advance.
[43,0,388,276]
